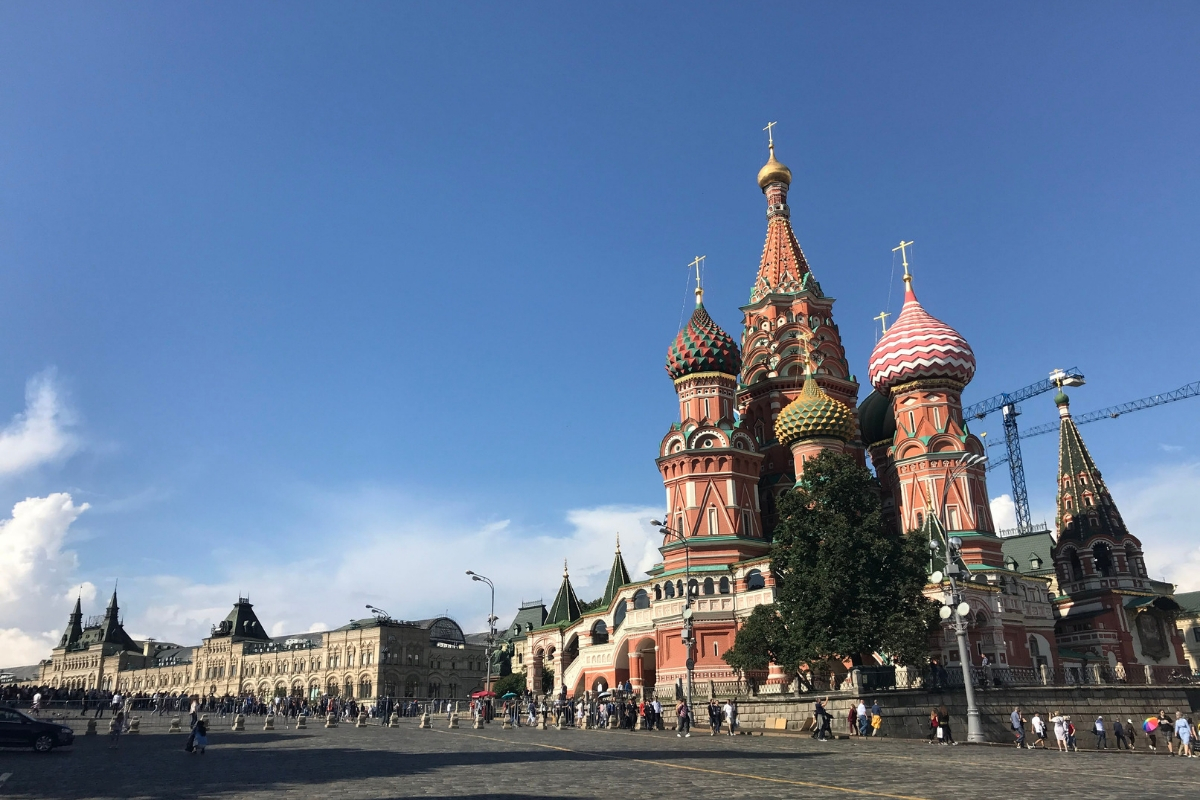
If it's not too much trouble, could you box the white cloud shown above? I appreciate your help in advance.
[0,493,89,665]
[990,494,1017,531]
[0,371,77,477]
[15,495,664,661]
[1110,462,1200,592]
[1159,444,1183,453]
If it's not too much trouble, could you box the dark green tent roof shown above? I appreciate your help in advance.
[545,562,582,626]
[602,539,631,608]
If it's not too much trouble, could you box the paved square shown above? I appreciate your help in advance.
[0,715,1196,799]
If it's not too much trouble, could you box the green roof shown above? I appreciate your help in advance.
[1000,530,1056,576]
[544,564,582,626]
[1174,591,1200,615]
[601,544,630,608]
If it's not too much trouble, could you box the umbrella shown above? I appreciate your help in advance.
[470,691,496,699]
[596,690,612,697]
[500,692,518,700]
[1143,717,1159,733]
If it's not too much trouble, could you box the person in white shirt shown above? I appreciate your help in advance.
[856,700,868,736]
[1031,713,1046,748]
[31,691,42,716]
[1051,713,1066,752]
[723,701,735,736]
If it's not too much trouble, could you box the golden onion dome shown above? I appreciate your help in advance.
[757,146,792,189]
[775,376,857,445]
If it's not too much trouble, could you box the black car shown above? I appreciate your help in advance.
[0,707,74,752]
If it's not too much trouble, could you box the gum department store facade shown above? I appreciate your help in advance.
[37,593,489,702]
[512,140,1187,699]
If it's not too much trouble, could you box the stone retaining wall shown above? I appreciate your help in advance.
[731,686,1195,742]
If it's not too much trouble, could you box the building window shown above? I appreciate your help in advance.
[945,506,960,531]
[719,577,730,594]
[1193,628,1200,643]
[708,507,718,535]
[741,509,751,534]
[746,569,765,590]
[703,577,715,595]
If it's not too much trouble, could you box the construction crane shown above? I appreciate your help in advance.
[963,368,1086,534]
[987,379,1200,463]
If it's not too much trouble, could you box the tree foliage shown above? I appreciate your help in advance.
[725,450,935,672]
[492,670,527,697]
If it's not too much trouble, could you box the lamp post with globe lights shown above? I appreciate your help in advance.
[926,452,988,743]
[651,518,695,722]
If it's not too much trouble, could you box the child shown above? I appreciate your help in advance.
[193,718,208,755]
[109,710,125,749]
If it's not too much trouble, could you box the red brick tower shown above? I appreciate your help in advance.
[735,139,862,533]
[659,284,766,574]
[867,262,1000,565]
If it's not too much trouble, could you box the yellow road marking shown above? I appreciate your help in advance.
[434,729,930,800]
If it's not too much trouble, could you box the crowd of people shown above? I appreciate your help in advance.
[1010,706,1196,756]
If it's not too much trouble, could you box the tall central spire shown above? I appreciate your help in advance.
[751,128,814,303]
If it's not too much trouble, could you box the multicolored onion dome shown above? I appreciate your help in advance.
[868,281,976,393]
[666,301,741,380]
[857,390,896,446]
[775,376,857,445]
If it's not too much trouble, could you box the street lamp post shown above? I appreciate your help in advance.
[929,453,988,744]
[651,519,694,721]
[366,605,392,710]
[465,571,497,719]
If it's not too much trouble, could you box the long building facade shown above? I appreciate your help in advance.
[37,594,489,701]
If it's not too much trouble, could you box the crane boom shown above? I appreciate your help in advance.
[987,379,1200,469]
[963,367,1084,420]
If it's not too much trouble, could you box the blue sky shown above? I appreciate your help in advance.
[2,3,1199,661]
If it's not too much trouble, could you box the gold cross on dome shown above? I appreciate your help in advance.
[688,255,706,297]
[763,121,778,149]
[874,310,891,334]
[892,240,914,278]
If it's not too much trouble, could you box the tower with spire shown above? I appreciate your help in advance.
[658,266,766,573]
[1050,388,1185,666]
[736,131,862,533]
[867,255,999,564]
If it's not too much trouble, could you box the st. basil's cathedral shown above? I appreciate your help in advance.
[514,139,1187,698]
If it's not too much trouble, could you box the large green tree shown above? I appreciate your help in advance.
[725,450,935,676]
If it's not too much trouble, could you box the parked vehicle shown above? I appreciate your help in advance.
[0,706,75,752]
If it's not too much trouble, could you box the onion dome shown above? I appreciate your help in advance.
[757,145,792,189]
[868,276,975,393]
[775,375,857,445]
[857,390,896,446]
[666,298,741,380]
[1054,389,1070,407]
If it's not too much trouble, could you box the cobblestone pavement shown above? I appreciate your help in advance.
[0,715,1197,799]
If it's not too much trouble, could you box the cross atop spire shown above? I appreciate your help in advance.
[688,255,706,303]
[874,310,891,335]
[893,240,914,281]
[763,120,778,152]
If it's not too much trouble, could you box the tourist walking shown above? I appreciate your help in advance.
[724,699,737,736]
[1126,718,1137,750]
[870,700,882,737]
[938,708,956,745]
[1159,710,1174,754]
[1011,707,1026,749]
[1031,712,1046,748]
[1093,716,1107,749]
[1114,718,1128,750]
[109,709,124,749]
[675,698,691,738]
[927,709,940,744]
[1173,711,1193,758]
[707,700,721,735]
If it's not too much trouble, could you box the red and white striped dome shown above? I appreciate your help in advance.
[868,280,975,392]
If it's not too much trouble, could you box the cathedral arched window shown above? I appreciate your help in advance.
[746,569,765,590]
[591,620,608,645]
[633,589,650,609]
[1068,549,1084,581]
[687,579,699,599]
[653,585,662,601]
[719,577,730,594]
[664,581,675,599]
[1093,542,1114,577]
[703,578,715,595]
